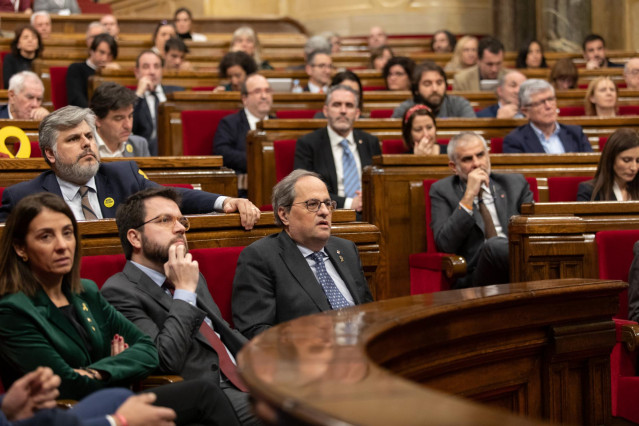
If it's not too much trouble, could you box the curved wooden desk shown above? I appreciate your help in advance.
[238,278,625,425]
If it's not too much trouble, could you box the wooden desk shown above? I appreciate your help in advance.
[239,278,624,425]
[509,202,639,283]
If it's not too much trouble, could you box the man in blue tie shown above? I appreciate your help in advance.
[293,85,382,213]
[232,169,374,339]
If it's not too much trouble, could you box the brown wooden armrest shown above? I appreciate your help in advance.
[622,323,639,352]
[56,399,76,409]
[441,254,467,279]
[134,374,184,392]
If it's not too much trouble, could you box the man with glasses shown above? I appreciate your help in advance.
[232,169,373,339]
[624,58,639,91]
[303,49,333,93]
[503,79,592,153]
[0,106,261,229]
[213,73,273,197]
[102,186,259,425]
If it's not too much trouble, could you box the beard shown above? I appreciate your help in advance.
[414,92,445,114]
[141,233,188,266]
[53,149,100,185]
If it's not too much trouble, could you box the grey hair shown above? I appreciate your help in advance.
[519,78,555,108]
[272,169,323,227]
[86,21,105,37]
[324,84,359,108]
[39,106,97,166]
[30,11,50,25]
[8,71,43,93]
[624,57,639,74]
[232,26,262,65]
[304,35,331,58]
[446,131,489,162]
[496,70,525,94]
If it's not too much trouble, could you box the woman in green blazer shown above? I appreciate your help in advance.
[0,192,240,425]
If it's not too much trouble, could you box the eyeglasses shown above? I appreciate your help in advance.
[290,199,337,212]
[524,96,556,109]
[136,214,190,231]
[247,88,273,96]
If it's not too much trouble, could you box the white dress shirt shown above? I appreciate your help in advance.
[297,244,355,305]
[95,131,126,158]
[327,126,362,209]
[56,176,103,220]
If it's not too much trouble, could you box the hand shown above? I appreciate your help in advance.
[351,191,363,212]
[115,393,176,426]
[495,103,520,119]
[30,107,50,121]
[179,61,194,71]
[1,367,60,421]
[163,243,199,292]
[585,59,601,70]
[212,85,227,93]
[460,167,489,208]
[413,136,440,155]
[104,62,121,71]
[136,76,156,97]
[111,334,129,356]
[223,198,260,230]
[73,368,103,381]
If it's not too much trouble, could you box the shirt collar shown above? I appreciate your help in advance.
[529,121,561,139]
[95,130,125,157]
[297,244,327,259]
[131,260,166,287]
[85,59,97,70]
[308,81,327,93]
[56,175,97,202]
[327,125,354,148]
[243,107,268,131]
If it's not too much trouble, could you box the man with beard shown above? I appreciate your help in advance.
[391,61,475,119]
[294,85,381,211]
[430,132,533,289]
[583,34,623,70]
[0,106,261,229]
[102,187,258,425]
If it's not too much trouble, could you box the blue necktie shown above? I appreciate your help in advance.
[310,252,352,310]
[340,139,360,198]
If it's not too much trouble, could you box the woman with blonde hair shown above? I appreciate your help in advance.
[444,35,478,72]
[230,26,273,70]
[585,76,618,117]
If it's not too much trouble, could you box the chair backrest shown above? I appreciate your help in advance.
[619,105,639,116]
[558,106,586,117]
[525,177,539,202]
[369,109,393,119]
[490,137,503,154]
[50,67,69,110]
[162,183,195,189]
[184,110,235,156]
[596,229,639,319]
[190,246,245,326]
[80,254,127,289]
[0,51,8,90]
[275,109,320,119]
[599,136,608,152]
[423,179,437,253]
[273,139,297,182]
[362,85,387,91]
[382,139,406,154]
[547,176,591,202]
[0,187,4,206]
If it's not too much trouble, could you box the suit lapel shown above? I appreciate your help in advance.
[324,240,359,304]
[93,167,117,218]
[123,262,173,313]
[41,172,64,197]
[320,128,339,192]
[491,178,509,231]
[525,124,546,153]
[352,130,370,167]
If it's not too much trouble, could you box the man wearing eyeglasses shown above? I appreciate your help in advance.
[213,73,273,197]
[503,79,592,153]
[232,169,373,339]
[624,58,639,91]
[303,49,333,93]
[102,186,258,425]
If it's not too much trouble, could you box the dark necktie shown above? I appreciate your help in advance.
[478,187,498,239]
[310,252,352,310]
[79,186,98,220]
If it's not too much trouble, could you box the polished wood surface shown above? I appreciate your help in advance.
[239,278,625,425]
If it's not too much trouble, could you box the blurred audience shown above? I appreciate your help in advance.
[476,70,527,118]
[369,45,393,71]
[85,21,106,48]
[515,39,547,68]
[583,33,623,69]
[431,30,456,53]
[624,58,639,91]
[304,49,332,93]
[454,36,505,91]
[444,35,478,72]
[231,26,273,70]
[585,76,618,117]
[100,14,120,39]
[30,11,51,40]
[215,51,258,92]
[1,71,49,120]
[151,21,176,57]
[383,56,415,91]
[164,37,193,71]
[173,7,206,41]
[550,58,578,90]
[2,26,42,88]
[368,26,387,49]
[33,0,78,14]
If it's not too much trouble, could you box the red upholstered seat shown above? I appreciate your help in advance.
[369,109,393,118]
[558,106,585,117]
[183,110,235,156]
[0,51,8,90]
[525,177,539,202]
[162,183,195,189]
[50,67,69,110]
[619,105,639,116]
[382,139,406,154]
[14,140,42,157]
[190,246,244,326]
[547,176,591,202]
[275,109,320,119]
[192,86,215,91]
[80,254,127,289]
[77,0,111,13]
[273,139,297,182]
[0,187,4,206]
[599,136,609,152]
[362,86,386,91]
[490,137,503,153]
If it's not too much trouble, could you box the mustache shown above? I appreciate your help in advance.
[77,149,98,161]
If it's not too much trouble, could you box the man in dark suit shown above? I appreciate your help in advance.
[431,132,534,288]
[232,170,373,339]
[0,71,49,120]
[476,70,526,118]
[0,106,261,228]
[503,79,592,153]
[102,186,257,425]
[294,84,381,212]
[132,50,184,155]
[213,74,273,197]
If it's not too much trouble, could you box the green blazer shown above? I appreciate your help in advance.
[0,279,159,400]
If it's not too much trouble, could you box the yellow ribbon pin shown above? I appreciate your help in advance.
[138,169,149,179]
[82,303,88,311]
[0,126,31,158]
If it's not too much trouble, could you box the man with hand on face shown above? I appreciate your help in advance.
[430,132,534,289]
[0,71,49,120]
[213,74,273,197]
[294,85,381,212]
[476,70,527,118]
[0,106,261,229]
[232,170,373,339]
[102,187,258,425]
[454,36,507,92]
[132,50,184,156]
[583,34,623,70]
[90,82,150,157]
[392,60,475,119]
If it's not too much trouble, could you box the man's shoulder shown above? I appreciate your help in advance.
[476,104,498,117]
[506,123,533,137]
[98,160,138,174]
[353,128,378,142]
[445,94,472,106]
[432,174,457,189]
[326,235,357,251]
[297,127,327,143]
[559,123,586,135]
[5,170,53,193]
[492,172,528,187]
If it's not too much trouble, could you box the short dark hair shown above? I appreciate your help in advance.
[583,34,605,50]
[412,60,447,101]
[382,56,416,87]
[431,30,456,51]
[331,70,363,108]
[478,36,504,60]
[515,39,548,68]
[369,45,394,68]
[173,7,192,19]
[115,187,182,260]
[165,37,189,54]
[152,21,176,46]
[90,33,118,60]
[90,82,138,119]
[219,51,258,79]
[11,26,43,58]
[307,49,331,66]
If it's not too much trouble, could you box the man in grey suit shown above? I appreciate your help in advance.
[430,132,534,289]
[101,187,258,425]
[232,170,373,339]
[90,82,150,158]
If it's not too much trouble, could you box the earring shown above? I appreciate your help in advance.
[21,255,28,262]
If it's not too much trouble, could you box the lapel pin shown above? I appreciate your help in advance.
[336,250,341,254]
[339,256,344,262]
[358,139,363,145]
[501,194,505,198]
[82,303,88,311]
[104,197,114,208]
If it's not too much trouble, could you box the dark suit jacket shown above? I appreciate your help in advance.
[503,123,592,153]
[232,231,373,339]
[132,85,184,155]
[101,262,247,382]
[0,161,221,221]
[212,109,250,173]
[430,173,534,287]
[0,280,158,400]
[293,127,382,207]
[476,104,499,118]
[576,180,617,201]
[0,105,9,119]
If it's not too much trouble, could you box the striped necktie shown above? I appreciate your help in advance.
[310,251,352,310]
[340,139,360,198]
[79,186,98,220]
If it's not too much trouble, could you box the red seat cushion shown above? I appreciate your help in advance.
[50,67,69,110]
[369,109,393,119]
[273,139,297,182]
[547,176,591,202]
[275,109,320,119]
[559,106,585,117]
[490,137,503,154]
[183,110,235,156]
[362,85,386,91]
[619,105,639,116]
[525,177,539,202]
[599,136,609,152]
[80,254,127,289]
[162,183,194,189]
[382,139,406,154]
